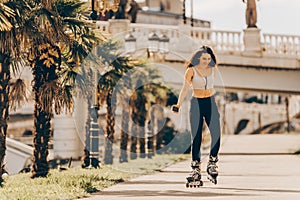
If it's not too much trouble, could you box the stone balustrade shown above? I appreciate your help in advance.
[94,20,300,60]
[262,33,300,57]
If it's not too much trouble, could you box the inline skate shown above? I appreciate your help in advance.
[186,160,203,188]
[207,156,218,184]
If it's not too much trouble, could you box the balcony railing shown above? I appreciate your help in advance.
[94,21,300,58]
[262,33,300,57]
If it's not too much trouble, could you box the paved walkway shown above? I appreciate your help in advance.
[83,134,300,200]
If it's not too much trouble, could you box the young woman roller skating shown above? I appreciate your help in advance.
[172,46,221,187]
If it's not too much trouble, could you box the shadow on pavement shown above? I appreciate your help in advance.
[214,187,300,194]
[98,190,253,197]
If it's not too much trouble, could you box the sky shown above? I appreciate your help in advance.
[185,0,300,36]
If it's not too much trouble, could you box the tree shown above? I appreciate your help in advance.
[0,0,27,184]
[119,96,130,162]
[97,41,136,164]
[118,74,132,163]
[129,79,147,159]
[128,66,178,158]
[0,0,100,180]
[26,0,100,178]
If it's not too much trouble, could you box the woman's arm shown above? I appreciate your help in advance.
[176,68,193,108]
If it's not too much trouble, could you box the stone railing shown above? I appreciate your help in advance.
[93,20,300,59]
[94,20,243,55]
[189,27,243,52]
[262,33,300,57]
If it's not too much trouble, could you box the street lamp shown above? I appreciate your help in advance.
[124,31,170,61]
[89,69,100,166]
[124,32,137,54]
[190,0,194,27]
[90,0,98,20]
[159,32,170,53]
[148,31,160,53]
[182,0,186,24]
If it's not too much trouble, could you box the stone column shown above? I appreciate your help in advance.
[243,28,262,57]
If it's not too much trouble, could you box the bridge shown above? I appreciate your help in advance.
[95,20,300,95]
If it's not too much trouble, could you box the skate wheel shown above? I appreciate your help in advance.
[200,181,203,186]
[186,183,189,188]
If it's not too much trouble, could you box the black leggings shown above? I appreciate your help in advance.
[190,96,221,162]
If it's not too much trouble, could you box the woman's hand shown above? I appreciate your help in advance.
[171,104,180,113]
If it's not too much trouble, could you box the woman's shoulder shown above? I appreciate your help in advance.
[184,67,194,80]
[185,67,194,74]
[185,67,194,75]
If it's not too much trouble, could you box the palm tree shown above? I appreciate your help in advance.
[128,66,177,158]
[129,79,147,159]
[118,71,132,163]
[119,96,130,162]
[0,0,26,184]
[127,67,159,159]
[29,42,63,178]
[26,0,100,178]
[98,55,135,164]
[96,40,147,164]
[148,84,177,154]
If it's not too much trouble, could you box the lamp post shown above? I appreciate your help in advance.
[190,0,194,27]
[124,31,170,61]
[124,32,137,54]
[159,32,170,61]
[90,0,98,20]
[89,69,100,166]
[183,0,186,24]
[148,31,160,59]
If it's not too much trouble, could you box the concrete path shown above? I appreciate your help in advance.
[83,134,300,200]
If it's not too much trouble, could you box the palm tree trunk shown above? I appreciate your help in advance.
[82,98,92,168]
[147,107,155,158]
[130,123,138,160]
[0,54,10,183]
[130,87,147,159]
[30,43,60,178]
[31,100,51,178]
[155,107,165,154]
[31,66,51,178]
[137,90,147,158]
[139,123,146,158]
[156,119,164,154]
[104,92,115,164]
[119,98,129,163]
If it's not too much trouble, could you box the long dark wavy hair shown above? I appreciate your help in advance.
[185,46,217,69]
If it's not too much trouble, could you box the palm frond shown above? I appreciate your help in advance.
[0,2,14,31]
[59,59,92,97]
[54,85,74,114]
[53,0,86,18]
[9,78,28,111]
[38,81,59,113]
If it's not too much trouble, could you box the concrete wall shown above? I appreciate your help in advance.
[5,138,33,174]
